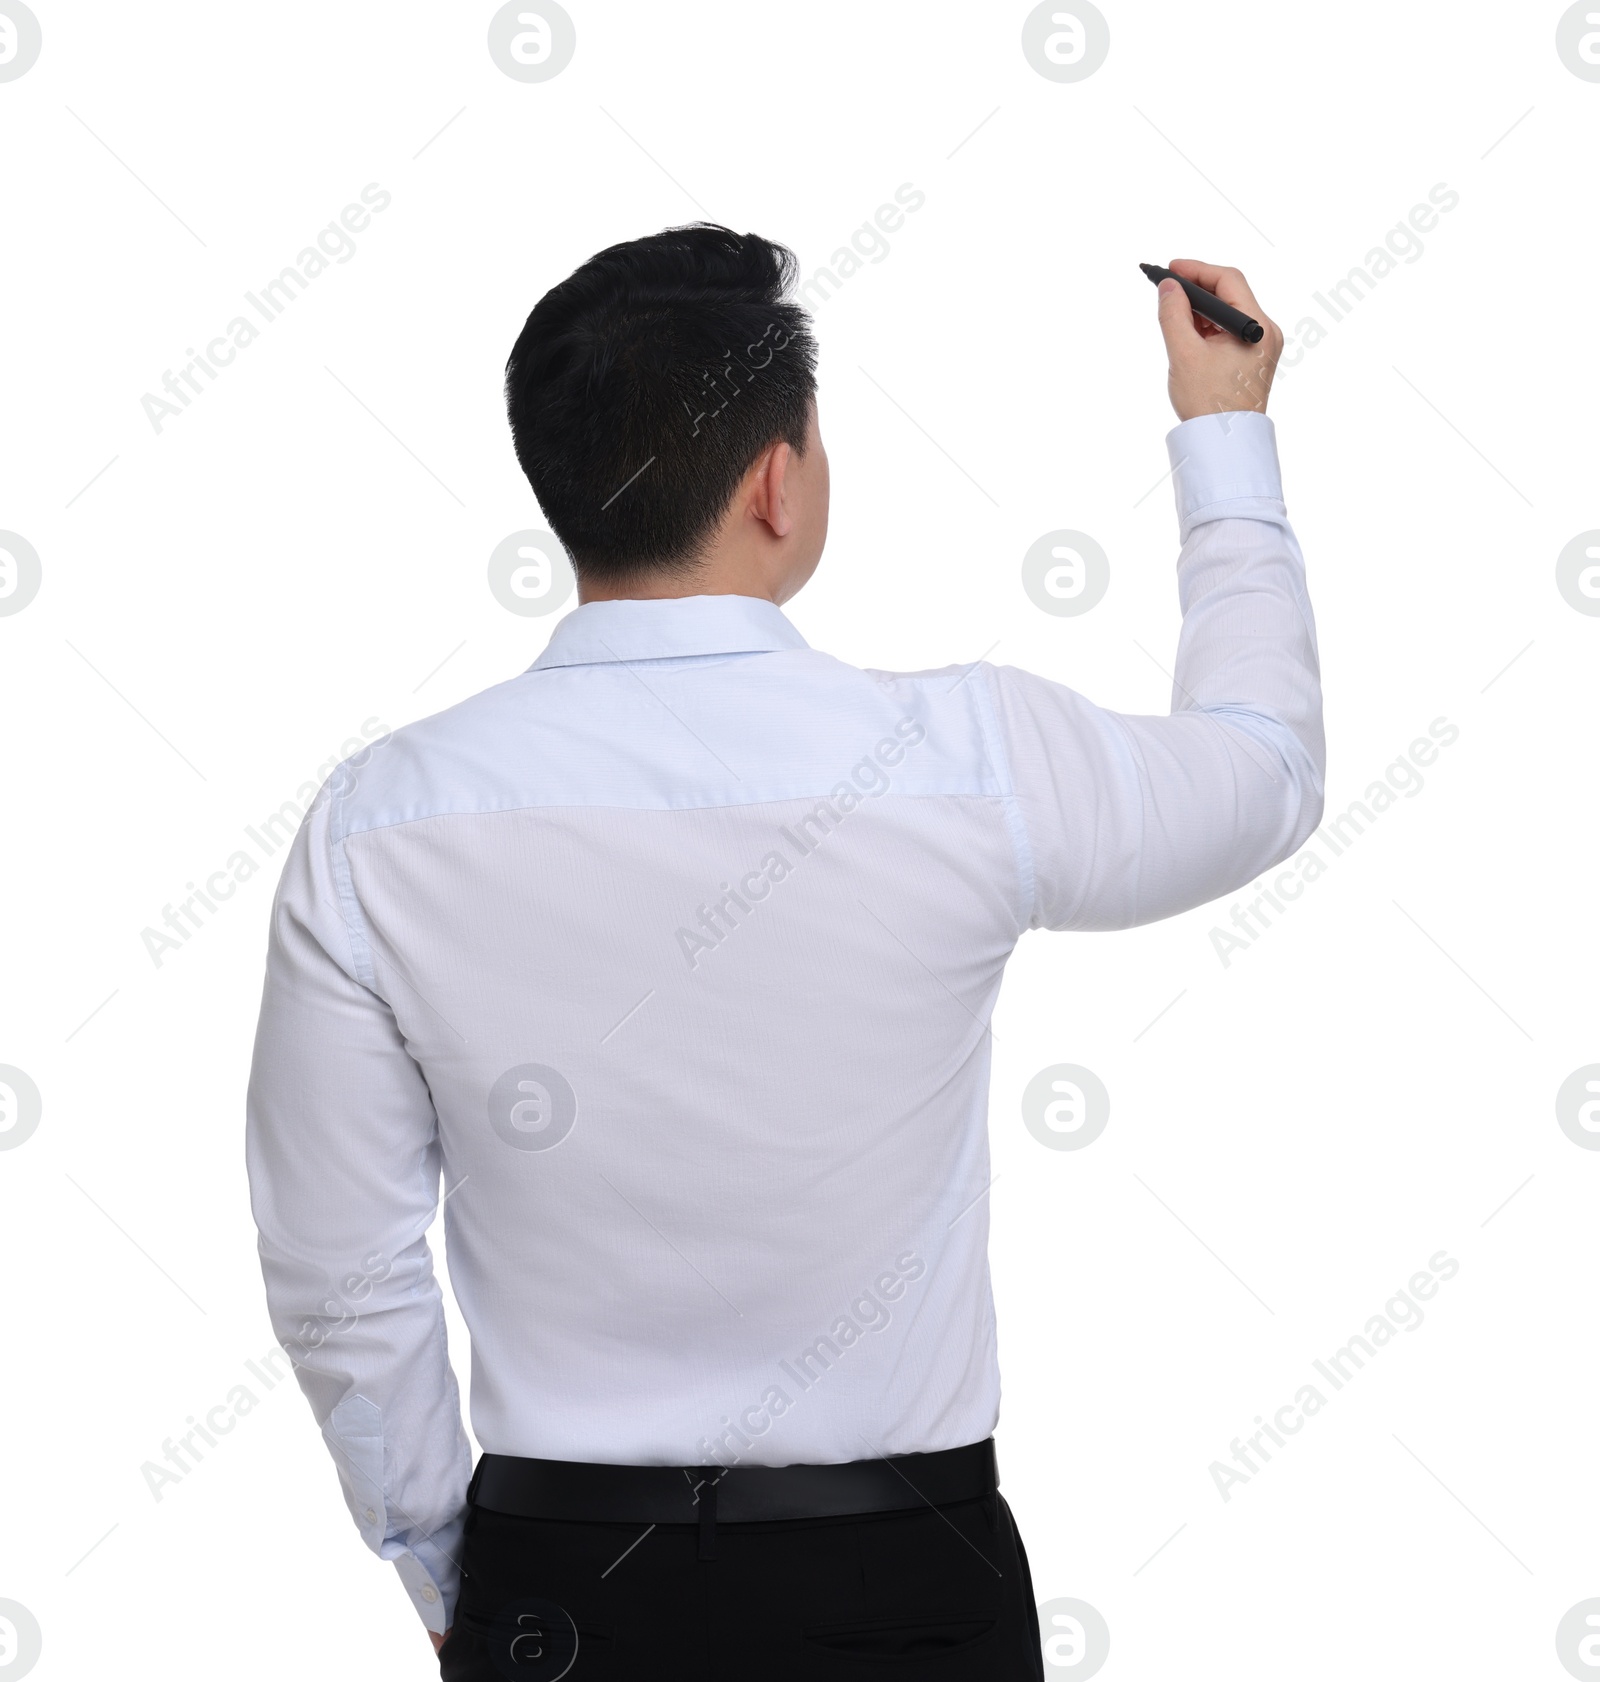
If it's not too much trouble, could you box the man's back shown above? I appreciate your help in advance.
[267,592,1028,1466]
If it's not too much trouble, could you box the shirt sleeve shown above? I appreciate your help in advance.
[244,772,472,1634]
[985,410,1325,931]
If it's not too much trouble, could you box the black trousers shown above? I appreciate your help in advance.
[438,1489,1045,1679]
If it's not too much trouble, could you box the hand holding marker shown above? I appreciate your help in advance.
[1140,263,1265,343]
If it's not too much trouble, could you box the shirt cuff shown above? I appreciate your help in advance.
[392,1544,456,1635]
[1165,410,1285,540]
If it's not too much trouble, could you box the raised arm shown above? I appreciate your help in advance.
[985,262,1325,931]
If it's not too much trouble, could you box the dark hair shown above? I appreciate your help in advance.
[504,224,818,583]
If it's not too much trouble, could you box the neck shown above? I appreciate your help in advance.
[579,552,786,605]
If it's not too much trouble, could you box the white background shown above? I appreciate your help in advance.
[2,2,1597,1677]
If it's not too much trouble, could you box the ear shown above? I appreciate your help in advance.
[747,440,794,540]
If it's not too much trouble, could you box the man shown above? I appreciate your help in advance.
[246,225,1322,1678]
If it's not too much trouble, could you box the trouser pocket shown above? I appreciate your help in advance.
[802,1610,999,1659]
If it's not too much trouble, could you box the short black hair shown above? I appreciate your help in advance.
[505,224,818,584]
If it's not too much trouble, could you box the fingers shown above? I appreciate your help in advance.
[1167,258,1265,320]
[1155,276,1205,357]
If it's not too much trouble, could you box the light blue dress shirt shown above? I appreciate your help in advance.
[245,410,1324,1631]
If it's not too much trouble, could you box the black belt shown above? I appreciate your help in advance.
[470,1439,998,1561]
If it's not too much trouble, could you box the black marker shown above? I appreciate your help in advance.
[1140,263,1264,344]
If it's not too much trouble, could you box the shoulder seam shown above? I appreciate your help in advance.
[969,665,1035,937]
[313,781,379,989]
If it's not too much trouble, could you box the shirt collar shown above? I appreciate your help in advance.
[526,593,810,671]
